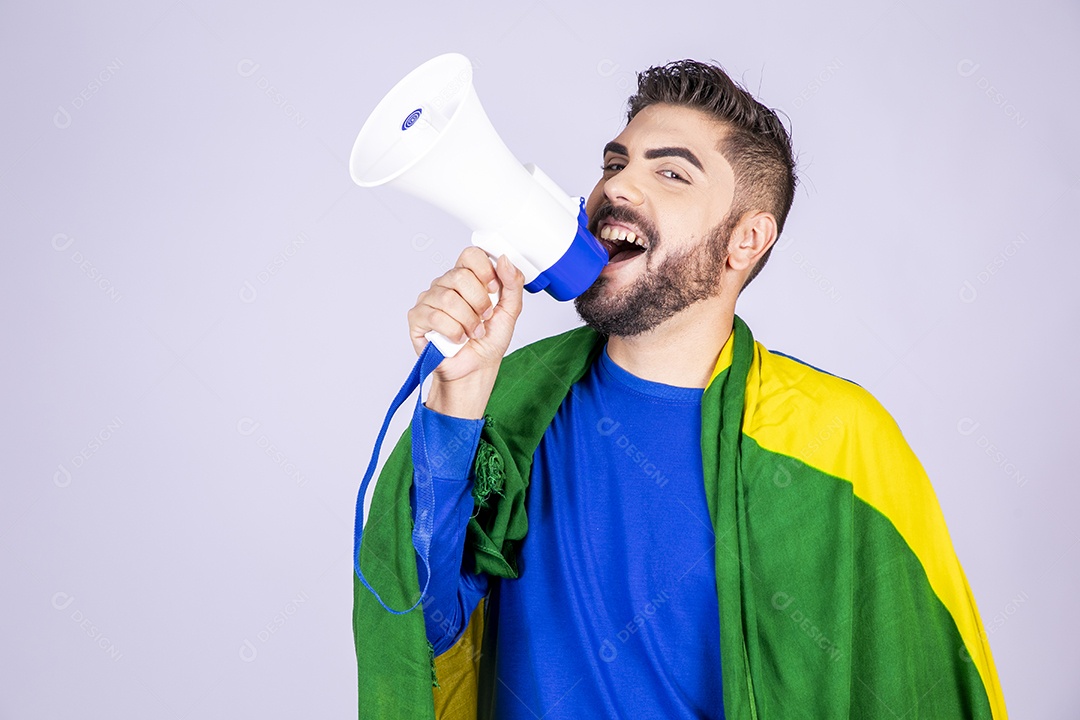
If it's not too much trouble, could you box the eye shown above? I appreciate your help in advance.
[659,169,687,182]
[601,160,625,172]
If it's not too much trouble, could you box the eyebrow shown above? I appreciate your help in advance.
[604,141,629,157]
[603,141,704,173]
[646,146,704,172]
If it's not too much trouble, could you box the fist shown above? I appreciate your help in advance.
[407,247,525,383]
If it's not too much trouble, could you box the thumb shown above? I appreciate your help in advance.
[493,255,525,319]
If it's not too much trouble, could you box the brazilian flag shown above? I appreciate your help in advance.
[353,315,1007,719]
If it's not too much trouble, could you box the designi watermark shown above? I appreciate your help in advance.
[239,233,309,303]
[54,416,124,488]
[958,232,1028,303]
[957,417,1027,487]
[792,58,843,109]
[410,233,455,274]
[51,233,122,302]
[956,59,1028,129]
[771,591,842,662]
[237,59,309,129]
[790,250,841,303]
[237,417,307,486]
[986,591,1028,636]
[238,590,309,662]
[596,418,669,488]
[54,58,124,130]
[52,591,122,661]
[598,589,672,663]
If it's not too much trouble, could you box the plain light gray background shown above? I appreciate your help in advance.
[2,0,1076,717]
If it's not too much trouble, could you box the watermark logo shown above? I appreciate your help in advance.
[790,250,841,303]
[773,463,793,488]
[238,590,309,662]
[596,59,636,91]
[958,232,1029,303]
[237,417,307,486]
[595,417,668,487]
[410,233,455,273]
[956,416,1027,487]
[987,591,1028,635]
[236,58,309,129]
[52,591,75,611]
[54,416,124,487]
[956,59,1028,129]
[597,589,672,663]
[792,58,844,109]
[54,58,124,130]
[429,424,478,470]
[238,233,309,303]
[771,591,842,662]
[237,59,260,78]
[52,592,122,661]
[50,233,122,302]
[801,415,844,460]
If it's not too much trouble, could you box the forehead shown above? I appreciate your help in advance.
[609,103,729,163]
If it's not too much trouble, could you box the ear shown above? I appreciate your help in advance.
[727,211,777,272]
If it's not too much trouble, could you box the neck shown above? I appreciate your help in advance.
[605,297,735,388]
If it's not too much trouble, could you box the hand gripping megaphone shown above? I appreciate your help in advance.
[348,53,608,357]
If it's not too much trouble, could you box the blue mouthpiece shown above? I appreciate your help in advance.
[524,199,608,301]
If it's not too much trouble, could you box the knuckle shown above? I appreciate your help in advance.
[444,267,470,285]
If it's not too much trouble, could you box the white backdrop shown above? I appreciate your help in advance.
[2,1,1077,717]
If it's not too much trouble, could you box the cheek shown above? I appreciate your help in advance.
[654,215,701,252]
[585,182,605,218]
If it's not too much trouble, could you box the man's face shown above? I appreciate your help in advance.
[576,103,738,337]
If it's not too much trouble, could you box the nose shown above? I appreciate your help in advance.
[602,164,645,206]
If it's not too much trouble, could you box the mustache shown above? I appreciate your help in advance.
[589,204,659,247]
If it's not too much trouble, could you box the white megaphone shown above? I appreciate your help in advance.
[349,53,608,357]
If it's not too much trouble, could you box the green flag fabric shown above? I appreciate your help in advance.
[353,315,1007,719]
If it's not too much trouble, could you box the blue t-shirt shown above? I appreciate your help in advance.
[418,345,724,719]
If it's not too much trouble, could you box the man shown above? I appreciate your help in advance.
[353,60,1007,719]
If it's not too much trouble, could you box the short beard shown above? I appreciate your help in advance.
[574,212,736,337]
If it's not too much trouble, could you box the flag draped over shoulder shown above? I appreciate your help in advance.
[353,316,1007,719]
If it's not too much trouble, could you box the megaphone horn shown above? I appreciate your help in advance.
[349,53,607,356]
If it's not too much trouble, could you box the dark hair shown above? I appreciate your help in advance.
[627,60,797,290]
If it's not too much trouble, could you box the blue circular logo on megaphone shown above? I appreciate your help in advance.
[401,108,422,131]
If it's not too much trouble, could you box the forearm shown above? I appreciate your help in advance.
[424,368,499,420]
[412,404,489,653]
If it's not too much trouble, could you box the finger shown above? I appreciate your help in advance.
[432,266,495,318]
[457,246,499,293]
[413,286,486,341]
[493,255,525,319]
[409,303,473,345]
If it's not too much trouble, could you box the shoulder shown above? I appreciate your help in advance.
[743,341,911,472]
[484,326,603,437]
[497,326,602,381]
[748,342,887,422]
[505,325,600,364]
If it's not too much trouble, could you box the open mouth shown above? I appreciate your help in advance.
[598,223,649,264]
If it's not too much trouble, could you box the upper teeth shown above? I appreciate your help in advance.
[600,225,645,246]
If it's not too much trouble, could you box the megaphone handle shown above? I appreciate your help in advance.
[423,287,500,358]
[423,330,466,358]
